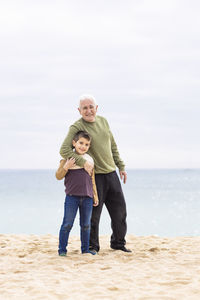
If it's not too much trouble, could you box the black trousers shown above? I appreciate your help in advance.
[89,171,127,251]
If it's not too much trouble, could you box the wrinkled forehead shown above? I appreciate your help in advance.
[79,99,96,109]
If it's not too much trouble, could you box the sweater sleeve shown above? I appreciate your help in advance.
[103,118,125,171]
[110,132,125,171]
[59,124,86,167]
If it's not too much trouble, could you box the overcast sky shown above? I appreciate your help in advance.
[0,0,200,169]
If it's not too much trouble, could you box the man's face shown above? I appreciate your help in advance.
[78,99,98,122]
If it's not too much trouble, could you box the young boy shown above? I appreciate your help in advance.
[56,131,98,256]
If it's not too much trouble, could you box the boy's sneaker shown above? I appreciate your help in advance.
[89,247,98,254]
[88,250,97,255]
[59,252,67,257]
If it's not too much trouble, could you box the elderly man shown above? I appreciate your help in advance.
[60,95,131,253]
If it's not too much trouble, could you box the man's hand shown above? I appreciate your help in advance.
[93,198,99,207]
[63,158,76,171]
[84,161,93,176]
[120,170,127,184]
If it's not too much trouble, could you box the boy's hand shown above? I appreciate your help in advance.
[63,158,76,171]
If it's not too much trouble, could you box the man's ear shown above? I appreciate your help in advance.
[96,105,98,111]
[78,108,81,114]
[72,140,76,147]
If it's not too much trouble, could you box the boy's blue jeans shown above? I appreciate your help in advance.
[58,195,93,255]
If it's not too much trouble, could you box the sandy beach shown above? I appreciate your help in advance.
[1,234,200,299]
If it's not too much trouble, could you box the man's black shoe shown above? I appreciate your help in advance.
[111,246,132,253]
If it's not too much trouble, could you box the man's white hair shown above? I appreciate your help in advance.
[79,94,96,107]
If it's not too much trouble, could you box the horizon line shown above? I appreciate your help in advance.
[0,168,199,171]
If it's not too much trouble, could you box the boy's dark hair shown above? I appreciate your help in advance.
[73,131,91,142]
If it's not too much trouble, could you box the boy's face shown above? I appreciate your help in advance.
[72,137,90,155]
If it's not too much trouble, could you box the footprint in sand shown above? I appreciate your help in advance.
[54,267,65,272]
[107,286,119,291]
[13,270,27,274]
[100,266,112,270]
[18,254,27,258]
[148,247,160,252]
[159,279,191,286]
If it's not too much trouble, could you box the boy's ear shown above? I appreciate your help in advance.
[72,140,76,147]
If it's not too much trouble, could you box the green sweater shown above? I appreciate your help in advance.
[60,115,125,174]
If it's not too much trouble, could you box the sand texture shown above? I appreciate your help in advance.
[1,234,200,299]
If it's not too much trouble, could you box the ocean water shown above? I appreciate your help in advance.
[1,169,200,237]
